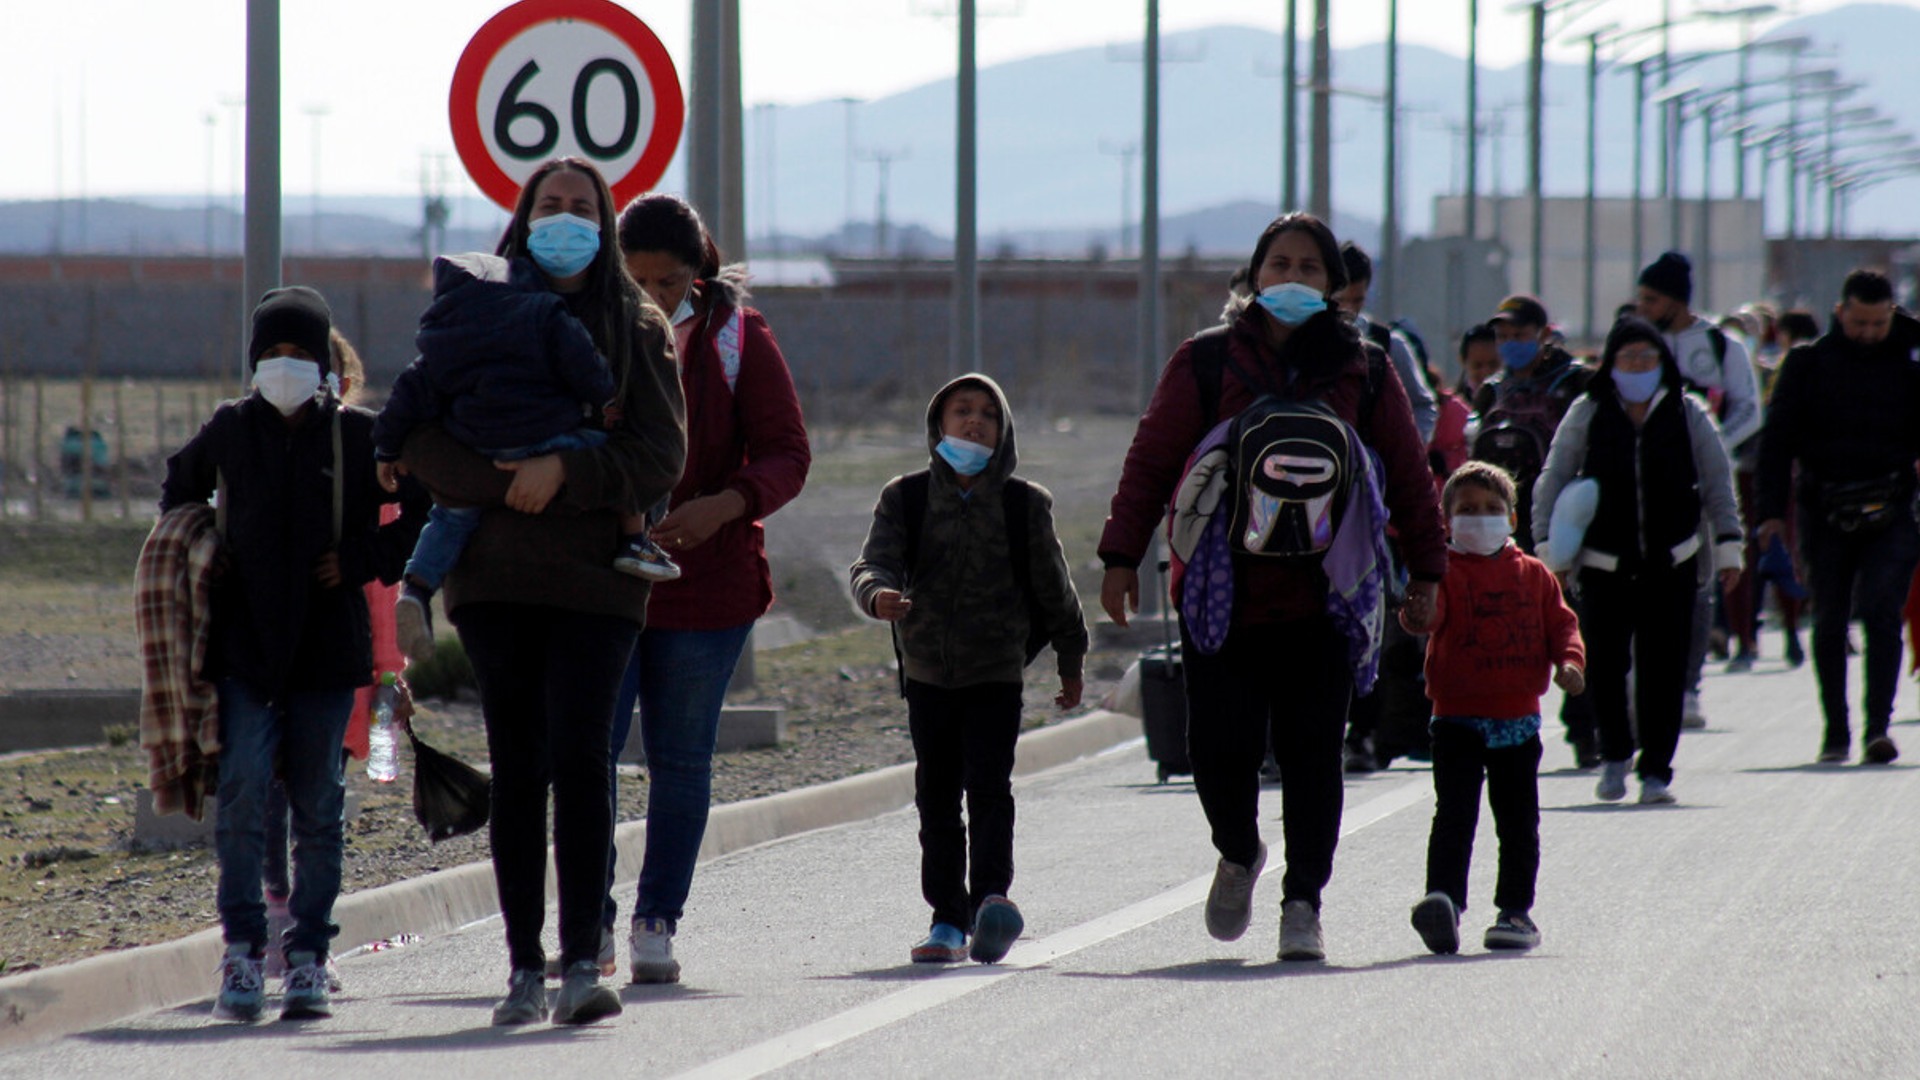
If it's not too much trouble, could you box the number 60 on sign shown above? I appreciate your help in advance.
[450,0,685,212]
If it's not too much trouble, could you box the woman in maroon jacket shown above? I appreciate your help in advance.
[1099,213,1446,963]
[601,193,812,984]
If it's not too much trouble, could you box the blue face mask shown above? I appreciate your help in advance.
[1498,339,1538,370]
[1612,366,1664,404]
[1254,282,1327,327]
[935,435,994,476]
[526,212,601,278]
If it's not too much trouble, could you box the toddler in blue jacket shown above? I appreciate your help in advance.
[374,252,675,660]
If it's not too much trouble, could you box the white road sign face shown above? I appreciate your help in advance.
[451,0,683,211]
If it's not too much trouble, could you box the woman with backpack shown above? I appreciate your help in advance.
[1098,213,1447,962]
[1531,316,1742,807]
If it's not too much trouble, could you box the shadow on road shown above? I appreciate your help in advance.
[1543,802,1717,813]
[1056,952,1518,983]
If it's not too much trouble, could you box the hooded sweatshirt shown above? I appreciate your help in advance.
[850,374,1089,689]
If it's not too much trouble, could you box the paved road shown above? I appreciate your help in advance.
[4,649,1916,1079]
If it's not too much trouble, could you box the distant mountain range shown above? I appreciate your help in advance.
[4,3,1918,258]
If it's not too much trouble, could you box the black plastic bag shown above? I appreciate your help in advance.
[408,727,491,843]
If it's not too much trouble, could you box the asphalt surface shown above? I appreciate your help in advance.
[2,645,1915,1079]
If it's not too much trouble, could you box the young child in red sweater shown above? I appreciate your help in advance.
[1407,461,1585,955]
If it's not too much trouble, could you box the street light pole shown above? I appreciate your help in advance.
[1585,31,1601,341]
[304,103,327,255]
[1309,0,1331,220]
[1140,0,1162,412]
[954,0,978,381]
[1382,0,1400,316]
[1465,0,1479,239]
[242,0,282,388]
[1526,0,1545,295]
[1283,0,1298,209]
[1633,59,1647,279]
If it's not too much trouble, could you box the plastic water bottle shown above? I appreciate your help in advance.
[367,672,401,783]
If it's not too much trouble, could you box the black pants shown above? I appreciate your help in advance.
[1557,584,1597,749]
[1425,724,1541,914]
[905,679,1023,931]
[1801,507,1920,749]
[1582,558,1696,783]
[1183,616,1350,909]
[454,602,639,973]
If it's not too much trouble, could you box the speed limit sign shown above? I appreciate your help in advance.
[449,0,685,211]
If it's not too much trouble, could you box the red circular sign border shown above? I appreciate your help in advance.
[449,0,685,212]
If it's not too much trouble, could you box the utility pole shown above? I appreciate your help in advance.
[690,0,724,243]
[720,0,744,260]
[242,0,282,387]
[1309,0,1331,221]
[1585,31,1601,342]
[1283,0,1298,210]
[1382,0,1400,317]
[1139,0,1161,412]
[954,0,978,379]
[304,103,328,255]
[1465,0,1479,239]
[1100,141,1139,256]
[1526,0,1545,295]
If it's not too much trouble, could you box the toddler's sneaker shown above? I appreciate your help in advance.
[1484,911,1541,951]
[1639,776,1677,805]
[551,961,623,1025]
[491,968,549,1026]
[1277,899,1325,962]
[614,534,682,581]
[970,895,1024,964]
[1595,760,1629,802]
[1410,891,1460,955]
[394,584,436,662]
[210,943,265,1023]
[910,922,968,963]
[630,917,681,984]
[280,950,332,1020]
[1203,841,1266,942]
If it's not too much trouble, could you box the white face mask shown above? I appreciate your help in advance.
[1450,513,1513,556]
[252,357,322,415]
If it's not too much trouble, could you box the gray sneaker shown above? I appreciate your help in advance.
[1596,760,1629,802]
[210,943,265,1023]
[1410,892,1460,955]
[1638,776,1676,805]
[630,917,681,984]
[279,950,332,1020]
[491,968,549,1026]
[1203,842,1266,942]
[552,961,623,1025]
[1278,899,1325,962]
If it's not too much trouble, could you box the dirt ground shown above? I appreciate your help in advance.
[0,404,1151,976]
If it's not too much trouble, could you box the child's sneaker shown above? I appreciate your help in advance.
[614,534,682,581]
[280,950,332,1019]
[394,584,436,662]
[1484,910,1541,951]
[969,896,1024,964]
[1410,891,1460,955]
[910,922,968,963]
[630,917,681,984]
[210,943,265,1023]
[1638,776,1677,805]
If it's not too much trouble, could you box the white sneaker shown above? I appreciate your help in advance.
[1595,760,1629,802]
[1639,776,1677,805]
[210,943,265,1022]
[394,592,436,662]
[1681,692,1706,729]
[1203,842,1266,942]
[630,916,681,984]
[1277,900,1325,962]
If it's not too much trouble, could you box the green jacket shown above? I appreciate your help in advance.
[850,373,1088,689]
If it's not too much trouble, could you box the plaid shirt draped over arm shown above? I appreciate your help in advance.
[136,505,222,820]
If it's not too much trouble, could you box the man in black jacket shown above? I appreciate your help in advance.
[1757,270,1920,765]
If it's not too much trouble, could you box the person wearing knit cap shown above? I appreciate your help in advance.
[159,285,422,1022]
[1634,251,1761,729]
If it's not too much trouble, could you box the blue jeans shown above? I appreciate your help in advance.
[604,622,754,930]
[404,428,609,589]
[214,678,354,959]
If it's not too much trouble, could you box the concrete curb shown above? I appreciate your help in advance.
[0,708,1143,1047]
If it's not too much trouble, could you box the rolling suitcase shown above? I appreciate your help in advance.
[1140,560,1192,783]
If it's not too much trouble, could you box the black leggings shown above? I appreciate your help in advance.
[453,602,639,973]
[1582,559,1696,783]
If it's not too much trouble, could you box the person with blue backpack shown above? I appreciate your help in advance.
[852,373,1088,965]
[1099,213,1447,962]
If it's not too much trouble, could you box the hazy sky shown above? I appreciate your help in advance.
[4,0,1837,202]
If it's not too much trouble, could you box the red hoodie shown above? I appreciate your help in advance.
[1423,542,1584,719]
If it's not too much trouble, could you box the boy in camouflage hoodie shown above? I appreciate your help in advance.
[851,373,1089,965]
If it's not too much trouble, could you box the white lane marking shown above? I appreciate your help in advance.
[669,775,1433,1080]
